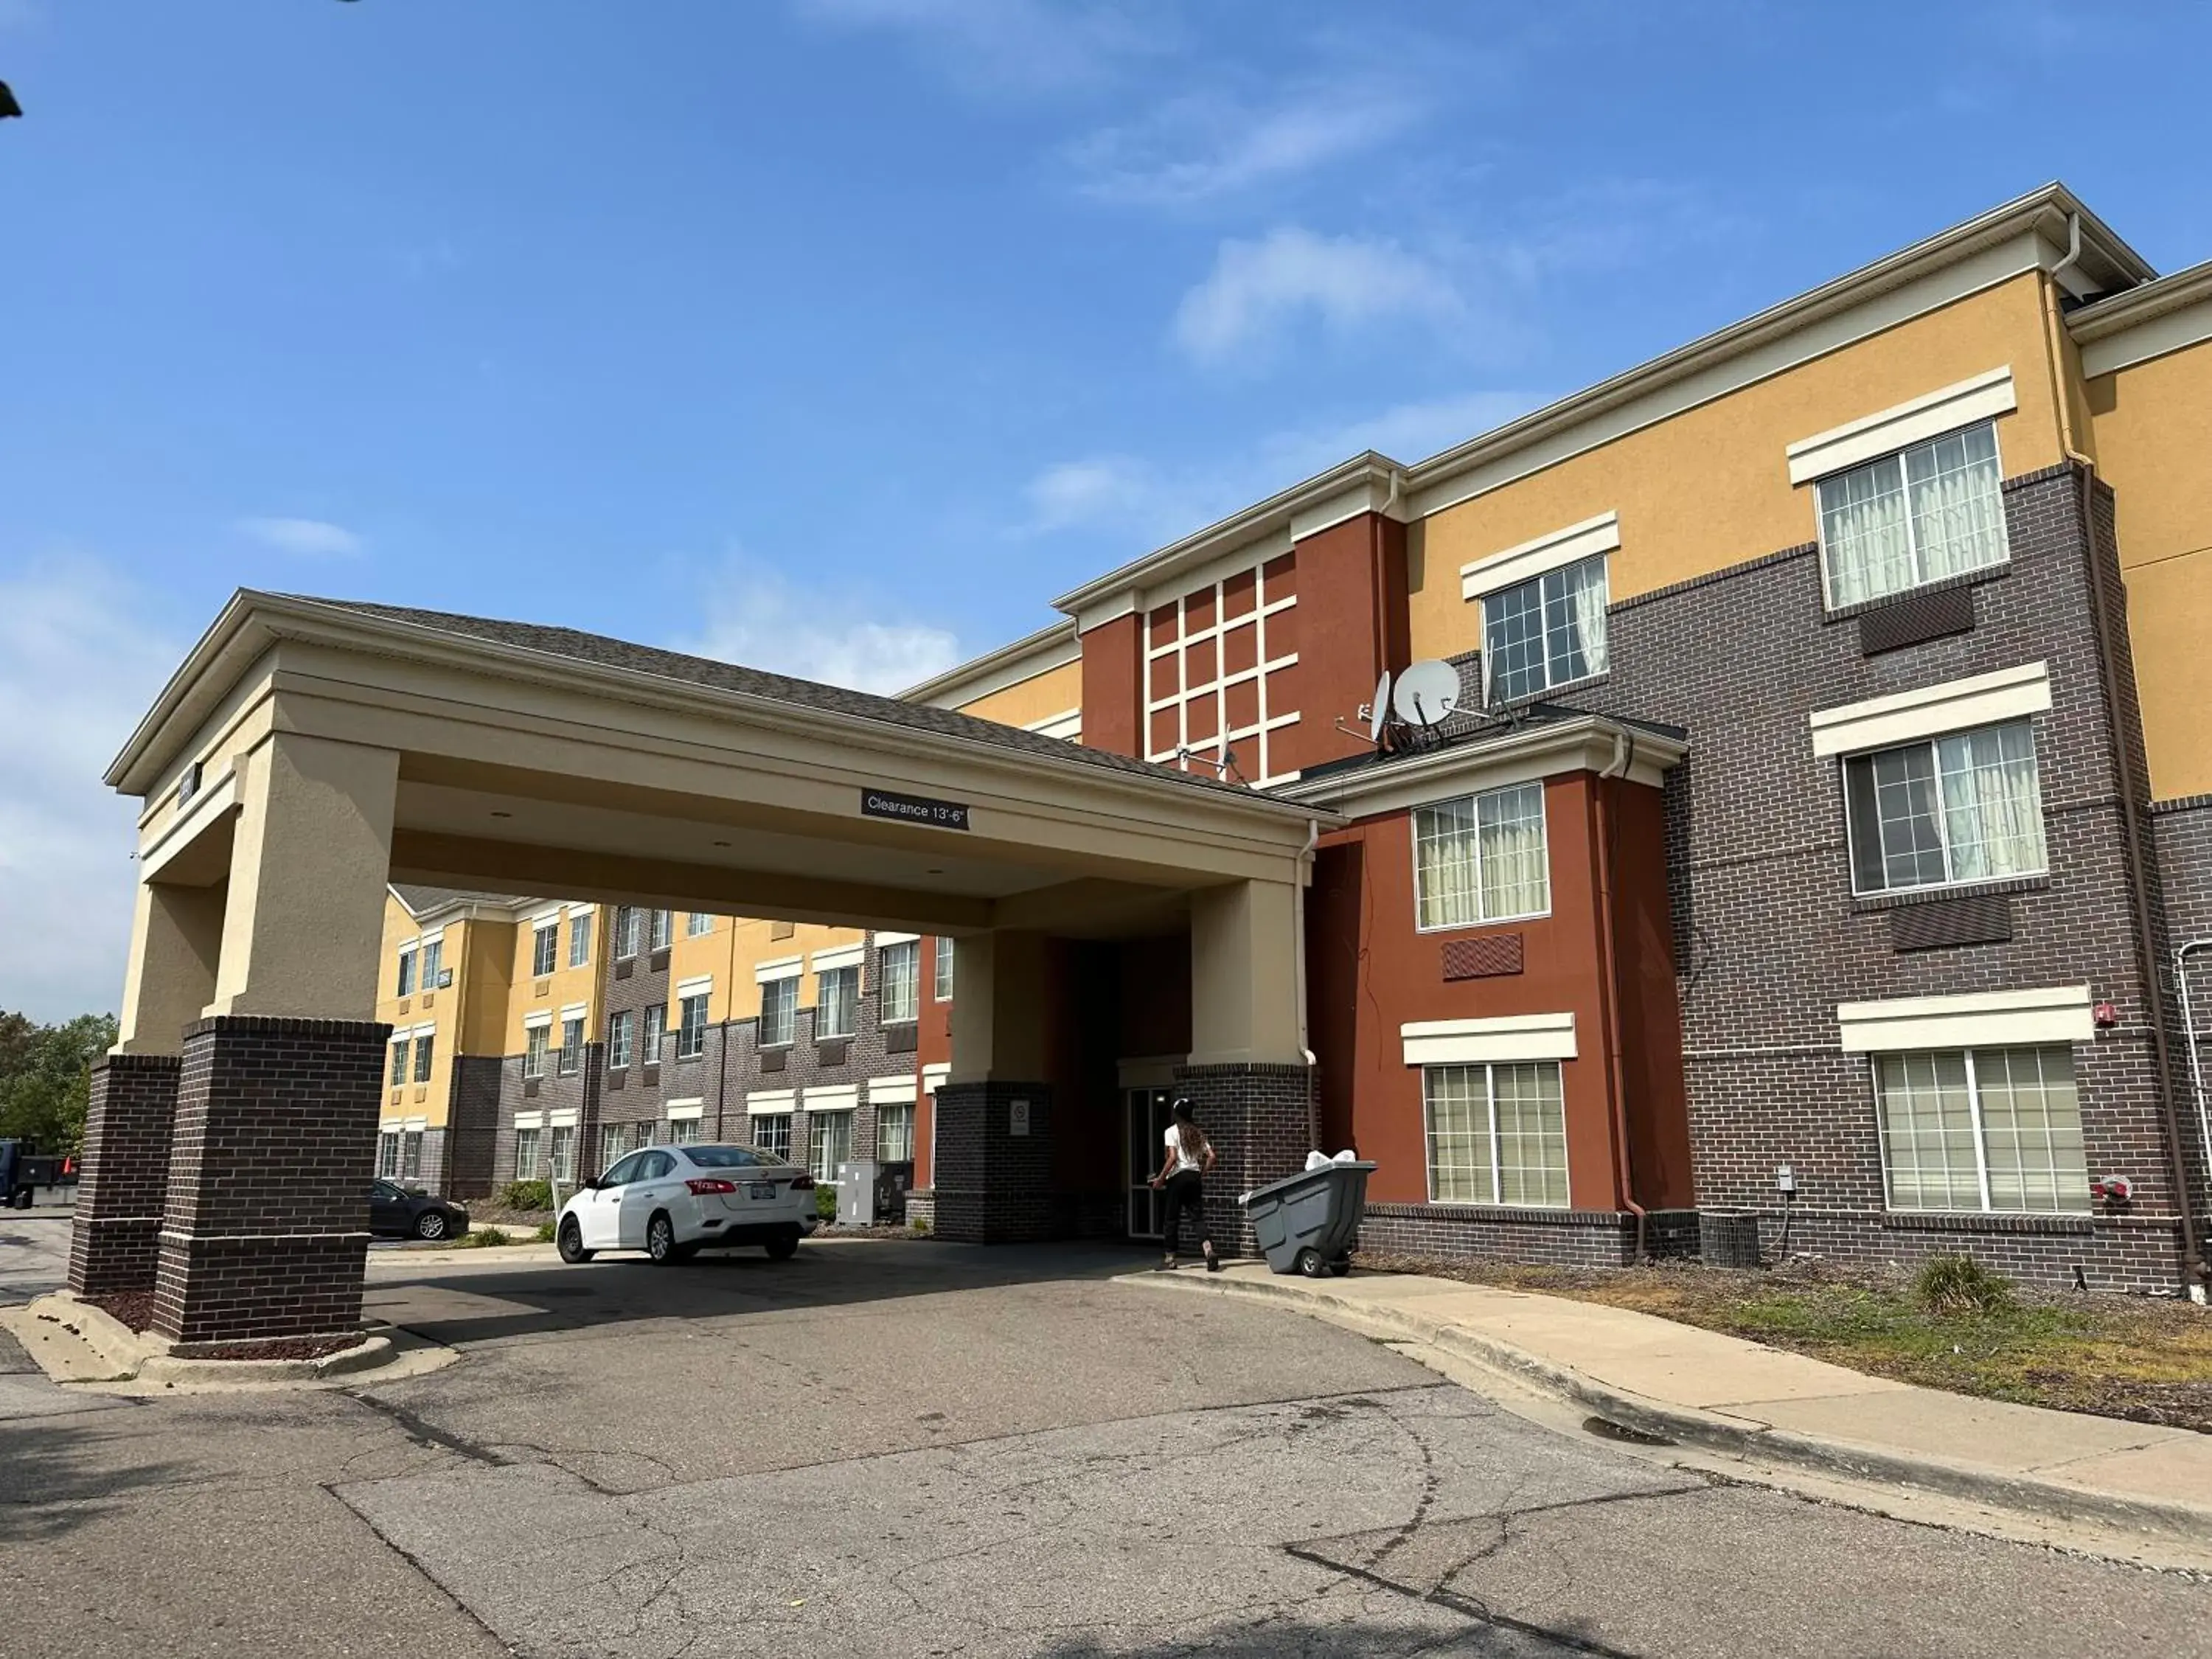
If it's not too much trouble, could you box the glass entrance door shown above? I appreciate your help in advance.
[1125,1088,1173,1239]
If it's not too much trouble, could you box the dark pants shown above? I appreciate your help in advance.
[1162,1169,1211,1256]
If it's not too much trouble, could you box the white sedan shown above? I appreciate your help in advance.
[556,1143,817,1265]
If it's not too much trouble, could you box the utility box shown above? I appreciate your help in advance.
[836,1161,878,1226]
[877,1160,914,1223]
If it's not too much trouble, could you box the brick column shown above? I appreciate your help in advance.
[66,1053,183,1298]
[151,1016,388,1349]
[1173,1063,1315,1258]
[931,1082,1052,1242]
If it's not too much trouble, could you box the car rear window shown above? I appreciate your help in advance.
[685,1145,776,1169]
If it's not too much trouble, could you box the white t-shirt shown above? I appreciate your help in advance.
[1164,1124,1203,1175]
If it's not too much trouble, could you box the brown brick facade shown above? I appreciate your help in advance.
[931,1081,1053,1242]
[66,1052,181,1297]
[1172,1062,1316,1258]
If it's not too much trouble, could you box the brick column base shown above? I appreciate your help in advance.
[67,1053,183,1298]
[931,1082,1052,1243]
[152,1016,388,1349]
[1172,1063,1315,1259]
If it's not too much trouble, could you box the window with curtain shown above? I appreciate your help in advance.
[515,1127,541,1180]
[808,1109,854,1184]
[389,1039,411,1087]
[1422,1062,1569,1208]
[568,910,593,968]
[686,911,714,937]
[880,940,920,1025]
[760,977,797,1046]
[1818,420,2007,608]
[641,1004,666,1065]
[877,1103,916,1162]
[935,935,955,1001]
[558,1015,583,1076]
[420,938,445,987]
[402,1132,422,1180]
[752,1113,792,1163]
[606,1009,634,1070]
[649,910,673,952]
[599,1124,625,1174]
[817,966,859,1039]
[376,1132,400,1178]
[666,1117,700,1147]
[1876,1046,2088,1213]
[1481,554,1608,703]
[532,923,557,977]
[549,1124,576,1183]
[395,945,417,997]
[522,1025,547,1079]
[1412,781,1549,930]
[677,992,709,1058]
[1843,719,2045,894]
[412,1032,434,1084]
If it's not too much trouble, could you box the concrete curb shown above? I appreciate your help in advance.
[1127,1269,2212,1552]
[20,1293,406,1385]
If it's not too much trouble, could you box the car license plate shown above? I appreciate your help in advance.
[748,1183,776,1200]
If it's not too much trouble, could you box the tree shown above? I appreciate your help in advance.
[0,1012,118,1153]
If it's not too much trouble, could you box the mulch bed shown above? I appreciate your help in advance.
[179,1334,364,1363]
[1354,1249,2212,1436]
[83,1290,157,1332]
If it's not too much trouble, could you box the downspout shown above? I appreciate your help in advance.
[2074,462,2207,1289]
[1295,816,1321,1148]
[2177,939,2212,1248]
[1595,730,1647,1262]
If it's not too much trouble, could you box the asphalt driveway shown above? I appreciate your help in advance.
[4,1238,2210,1657]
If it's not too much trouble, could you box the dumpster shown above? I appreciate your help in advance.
[1239,1160,1377,1277]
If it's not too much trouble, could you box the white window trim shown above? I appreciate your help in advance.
[675,975,714,998]
[549,1107,579,1130]
[522,1009,554,1030]
[811,942,865,973]
[754,955,803,984]
[1871,1044,2090,1217]
[921,1062,950,1092]
[1459,511,1619,601]
[746,1088,797,1112]
[804,1084,859,1113]
[664,1099,703,1123]
[1409,782,1554,936]
[874,931,919,947]
[410,1022,437,1040]
[559,1001,588,1020]
[1421,1059,1572,1210]
[415,926,445,948]
[1402,1012,1577,1068]
[1809,662,2051,759]
[1786,367,2017,486]
[513,1111,544,1131]
[867,1074,918,1105]
[1837,985,2093,1054]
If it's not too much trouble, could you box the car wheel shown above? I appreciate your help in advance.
[765,1230,799,1261]
[414,1209,450,1242]
[646,1212,678,1264]
[557,1217,594,1264]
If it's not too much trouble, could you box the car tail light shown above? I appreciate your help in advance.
[790,1175,815,1192]
[685,1178,737,1195]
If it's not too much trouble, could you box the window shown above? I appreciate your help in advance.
[880,941,919,1026]
[395,945,417,997]
[666,1116,700,1147]
[1818,421,2007,609]
[1876,1046,2088,1213]
[558,1015,584,1077]
[677,992,709,1059]
[1843,720,2045,895]
[817,967,858,1040]
[412,1032,434,1085]
[515,1127,542,1180]
[607,1008,634,1070]
[522,1024,549,1079]
[809,1110,854,1185]
[760,977,796,1048]
[401,1131,422,1181]
[1413,782,1548,930]
[753,1113,793,1163]
[686,911,714,938]
[641,1004,666,1066]
[1422,1062,1569,1208]
[650,909,672,952]
[376,1131,400,1178]
[600,1124,626,1173]
[420,938,444,989]
[532,922,558,977]
[877,1104,915,1163]
[1483,554,1607,703]
[615,905,641,960]
[568,910,593,969]
[633,1119,655,1152]
[549,1124,576,1183]
[935,935,955,1001]
[687,1146,771,1169]
[389,1039,410,1087]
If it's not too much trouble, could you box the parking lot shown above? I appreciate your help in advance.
[6,1237,2212,1658]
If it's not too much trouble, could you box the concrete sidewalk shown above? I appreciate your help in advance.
[1130,1262,2212,1556]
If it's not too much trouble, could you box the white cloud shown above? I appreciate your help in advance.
[0,560,181,1023]
[676,561,961,696]
[791,0,1169,94]
[1068,87,1416,206]
[1173,228,1462,366]
[236,515,362,557]
[1023,457,1158,532]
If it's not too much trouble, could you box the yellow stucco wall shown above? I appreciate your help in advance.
[1408,273,2068,659]
[723,918,867,1019]
[668,913,733,1021]
[2087,329,2212,799]
[956,658,1082,731]
[504,902,602,1054]
[375,894,518,1128]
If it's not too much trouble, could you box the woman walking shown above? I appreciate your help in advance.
[1150,1097,1222,1271]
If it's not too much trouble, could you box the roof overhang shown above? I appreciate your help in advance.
[1277,715,1688,820]
[2069,257,2212,378]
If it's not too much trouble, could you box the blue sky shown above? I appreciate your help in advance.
[4,0,2211,1019]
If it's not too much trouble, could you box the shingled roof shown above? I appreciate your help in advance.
[291,597,1278,804]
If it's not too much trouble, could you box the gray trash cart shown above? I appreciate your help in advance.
[1239,1160,1376,1277]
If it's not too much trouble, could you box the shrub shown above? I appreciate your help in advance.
[910,1215,932,1238]
[1915,1253,2015,1315]
[497,1180,553,1212]
[532,1222,559,1243]
[815,1183,838,1221]
[450,1226,517,1249]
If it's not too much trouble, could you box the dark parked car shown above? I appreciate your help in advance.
[368,1180,469,1242]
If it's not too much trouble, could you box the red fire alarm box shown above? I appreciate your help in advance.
[2093,1000,2120,1029]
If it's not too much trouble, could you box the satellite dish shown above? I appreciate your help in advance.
[1366,672,1392,743]
[1393,660,1461,728]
